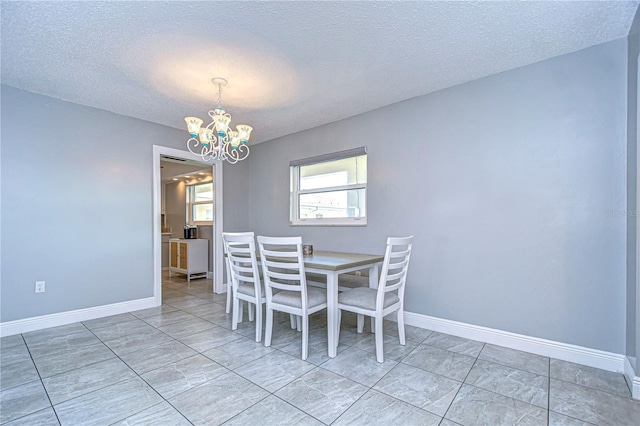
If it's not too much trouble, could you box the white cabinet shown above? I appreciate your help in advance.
[169,239,208,282]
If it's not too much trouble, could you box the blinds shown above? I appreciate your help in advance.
[289,146,367,167]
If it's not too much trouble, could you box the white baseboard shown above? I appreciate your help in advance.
[403,311,625,374]
[0,297,158,337]
[624,356,640,399]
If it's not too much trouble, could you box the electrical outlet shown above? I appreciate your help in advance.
[35,281,45,293]
[355,270,362,276]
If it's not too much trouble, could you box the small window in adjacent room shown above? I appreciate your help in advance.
[187,182,213,224]
[290,147,367,226]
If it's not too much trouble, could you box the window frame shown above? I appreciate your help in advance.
[187,182,214,225]
[290,147,367,227]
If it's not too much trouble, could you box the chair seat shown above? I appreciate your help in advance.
[271,287,327,309]
[236,282,264,298]
[338,287,399,311]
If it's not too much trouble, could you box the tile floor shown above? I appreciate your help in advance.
[1,272,640,425]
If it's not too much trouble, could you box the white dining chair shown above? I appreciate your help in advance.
[257,236,327,360]
[337,236,413,363]
[223,232,265,342]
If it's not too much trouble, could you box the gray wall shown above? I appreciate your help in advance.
[629,7,640,371]
[165,181,186,238]
[245,39,628,353]
[0,85,185,322]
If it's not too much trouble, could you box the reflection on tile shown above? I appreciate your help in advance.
[550,359,630,397]
[25,330,101,359]
[445,384,547,425]
[383,322,433,343]
[169,370,268,425]
[0,344,31,366]
[465,359,549,408]
[177,325,243,352]
[402,344,475,381]
[333,389,441,426]
[141,310,200,328]
[0,335,25,350]
[548,410,596,426]
[201,336,274,370]
[479,344,549,376]
[549,379,640,425]
[164,295,211,310]
[373,363,460,416]
[130,304,179,319]
[32,342,115,378]
[156,317,215,339]
[0,380,51,424]
[275,368,367,425]
[182,302,227,317]
[280,331,350,366]
[234,351,315,392]
[43,358,137,404]
[321,346,398,387]
[1,358,40,391]
[423,332,484,357]
[224,394,323,426]
[200,310,234,329]
[113,401,191,425]
[141,354,227,399]
[54,377,163,426]
[119,340,197,374]
[102,329,175,356]
[90,320,159,342]
[350,333,419,362]
[22,323,88,346]
[3,407,59,426]
[439,419,463,426]
[82,313,137,330]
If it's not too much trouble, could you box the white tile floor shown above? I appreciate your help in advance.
[1,272,639,425]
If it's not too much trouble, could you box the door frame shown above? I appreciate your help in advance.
[152,145,224,305]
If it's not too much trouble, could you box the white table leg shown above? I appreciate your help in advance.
[369,263,380,333]
[327,271,339,358]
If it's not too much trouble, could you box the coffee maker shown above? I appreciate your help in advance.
[183,225,197,239]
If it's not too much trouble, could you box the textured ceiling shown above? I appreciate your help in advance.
[1,1,638,144]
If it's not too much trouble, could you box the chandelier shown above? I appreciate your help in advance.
[184,77,252,164]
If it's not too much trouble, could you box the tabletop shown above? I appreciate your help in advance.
[297,250,384,271]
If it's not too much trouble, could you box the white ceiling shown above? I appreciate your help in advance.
[1,1,638,145]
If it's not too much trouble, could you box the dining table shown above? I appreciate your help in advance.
[297,250,385,358]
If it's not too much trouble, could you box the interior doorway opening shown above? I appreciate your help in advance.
[152,145,224,305]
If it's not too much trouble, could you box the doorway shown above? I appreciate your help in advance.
[152,145,224,305]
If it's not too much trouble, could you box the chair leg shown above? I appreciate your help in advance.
[248,302,255,322]
[226,285,232,314]
[397,309,406,346]
[337,310,342,348]
[290,314,297,329]
[301,315,309,360]
[265,307,273,347]
[357,314,364,334]
[238,301,244,323]
[232,297,240,331]
[375,315,384,363]
[255,303,263,343]
[296,316,302,332]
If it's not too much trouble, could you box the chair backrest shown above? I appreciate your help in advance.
[223,232,261,297]
[377,236,413,308]
[256,236,309,309]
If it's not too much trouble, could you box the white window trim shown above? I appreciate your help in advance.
[290,147,367,227]
[187,183,214,225]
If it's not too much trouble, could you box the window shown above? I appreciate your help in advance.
[290,147,367,226]
[187,182,213,224]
